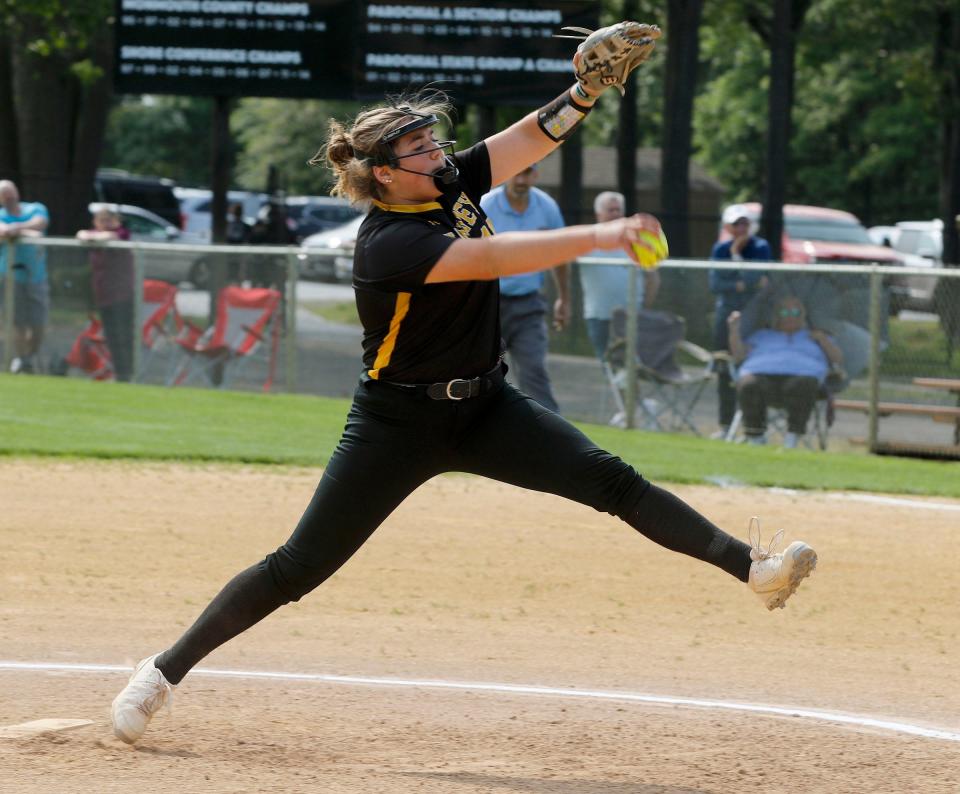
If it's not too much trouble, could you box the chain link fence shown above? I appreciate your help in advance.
[3,237,959,457]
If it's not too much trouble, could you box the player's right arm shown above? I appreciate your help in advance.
[424,214,660,284]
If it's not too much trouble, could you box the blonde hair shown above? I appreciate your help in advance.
[312,90,453,205]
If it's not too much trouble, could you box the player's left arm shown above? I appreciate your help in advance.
[486,20,660,187]
[485,87,597,188]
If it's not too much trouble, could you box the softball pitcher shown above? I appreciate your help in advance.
[112,21,817,744]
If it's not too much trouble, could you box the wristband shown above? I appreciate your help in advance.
[537,89,594,143]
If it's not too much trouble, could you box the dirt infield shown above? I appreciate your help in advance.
[1,459,958,793]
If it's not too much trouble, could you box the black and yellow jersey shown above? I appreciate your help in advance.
[353,142,500,384]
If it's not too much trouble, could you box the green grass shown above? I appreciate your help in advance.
[882,317,960,379]
[304,301,360,325]
[1,375,958,497]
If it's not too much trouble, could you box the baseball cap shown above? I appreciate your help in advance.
[722,204,751,225]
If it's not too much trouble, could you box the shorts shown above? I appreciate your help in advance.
[1,280,50,329]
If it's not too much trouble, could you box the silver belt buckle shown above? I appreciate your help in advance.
[445,378,469,400]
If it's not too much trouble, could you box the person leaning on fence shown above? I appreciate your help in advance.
[709,205,770,437]
[579,190,661,361]
[727,294,844,449]
[109,20,817,747]
[76,206,135,382]
[0,179,50,374]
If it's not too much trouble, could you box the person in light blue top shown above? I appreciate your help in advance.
[0,180,50,373]
[728,294,843,448]
[579,191,660,360]
[480,163,568,412]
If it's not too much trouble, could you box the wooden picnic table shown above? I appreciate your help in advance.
[912,377,960,444]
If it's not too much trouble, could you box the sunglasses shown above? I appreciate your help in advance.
[778,307,804,317]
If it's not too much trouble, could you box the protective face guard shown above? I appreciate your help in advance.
[364,107,456,168]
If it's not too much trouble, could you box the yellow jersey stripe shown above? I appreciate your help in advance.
[368,292,411,379]
[371,198,443,213]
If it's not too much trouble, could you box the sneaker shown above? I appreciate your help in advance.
[747,518,817,610]
[111,654,174,744]
[784,432,799,449]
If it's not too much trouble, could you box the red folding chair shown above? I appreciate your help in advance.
[62,315,114,380]
[168,286,282,391]
[140,279,183,378]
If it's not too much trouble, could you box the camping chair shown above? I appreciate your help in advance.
[168,285,282,391]
[59,280,183,382]
[603,307,720,434]
[139,279,183,379]
[724,363,846,450]
[61,314,114,380]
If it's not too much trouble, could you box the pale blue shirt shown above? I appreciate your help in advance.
[0,202,49,283]
[740,328,830,383]
[479,185,565,296]
[578,249,645,320]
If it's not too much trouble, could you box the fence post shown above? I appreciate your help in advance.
[624,264,638,429]
[131,246,145,382]
[285,252,299,393]
[2,241,14,371]
[866,267,882,451]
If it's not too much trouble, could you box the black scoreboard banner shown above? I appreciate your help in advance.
[114,0,598,104]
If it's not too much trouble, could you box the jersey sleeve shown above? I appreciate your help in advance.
[452,142,492,205]
[355,217,455,293]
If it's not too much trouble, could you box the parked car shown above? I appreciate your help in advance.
[721,203,903,265]
[284,196,363,242]
[175,187,268,241]
[300,215,364,282]
[867,225,900,248]
[889,219,944,313]
[87,202,210,287]
[94,170,182,229]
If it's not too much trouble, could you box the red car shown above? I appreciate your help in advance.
[720,203,911,313]
[720,203,903,266]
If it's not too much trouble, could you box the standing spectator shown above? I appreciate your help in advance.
[225,202,252,283]
[0,179,50,374]
[249,201,294,288]
[579,190,661,360]
[480,163,568,412]
[76,207,135,382]
[225,202,252,245]
[709,204,770,437]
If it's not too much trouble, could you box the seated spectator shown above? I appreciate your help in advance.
[579,190,660,361]
[76,207,135,381]
[727,295,843,448]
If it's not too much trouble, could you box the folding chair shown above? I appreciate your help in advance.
[724,365,846,450]
[59,280,183,382]
[139,279,183,379]
[603,307,719,434]
[61,315,114,380]
[168,285,282,391]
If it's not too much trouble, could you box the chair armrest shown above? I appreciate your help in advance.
[676,340,715,365]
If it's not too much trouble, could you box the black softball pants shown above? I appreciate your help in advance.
[156,378,752,685]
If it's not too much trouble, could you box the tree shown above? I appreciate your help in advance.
[745,0,814,260]
[0,0,114,234]
[659,0,704,256]
[101,96,220,187]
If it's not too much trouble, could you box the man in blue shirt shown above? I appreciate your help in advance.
[480,164,568,412]
[709,204,770,436]
[0,180,50,373]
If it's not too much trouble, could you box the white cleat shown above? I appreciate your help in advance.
[747,518,817,610]
[111,653,174,744]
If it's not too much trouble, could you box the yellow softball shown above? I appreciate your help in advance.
[631,228,669,270]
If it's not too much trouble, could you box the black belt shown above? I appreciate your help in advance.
[382,360,505,401]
